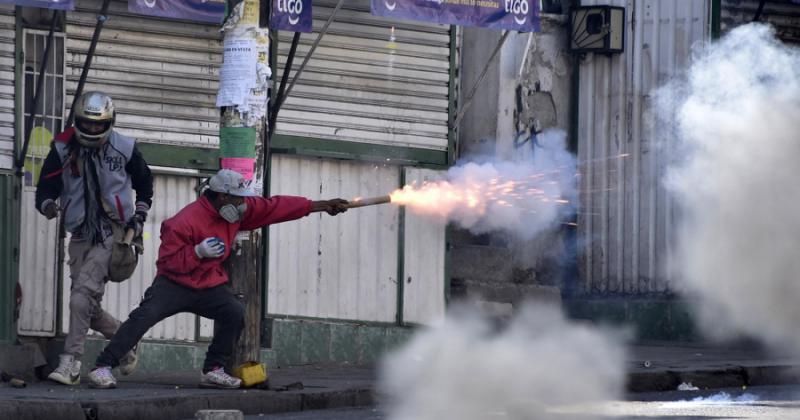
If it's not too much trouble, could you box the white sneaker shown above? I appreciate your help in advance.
[199,367,241,389]
[88,366,117,389]
[48,354,81,385]
[118,346,138,376]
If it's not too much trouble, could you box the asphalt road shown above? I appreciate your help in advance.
[246,384,800,419]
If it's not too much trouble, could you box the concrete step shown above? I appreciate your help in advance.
[451,278,562,306]
[447,226,491,246]
[449,244,513,284]
[0,342,47,382]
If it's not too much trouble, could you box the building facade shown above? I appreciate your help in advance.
[2,0,454,367]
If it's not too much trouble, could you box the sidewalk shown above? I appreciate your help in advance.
[1,342,799,420]
[626,341,800,392]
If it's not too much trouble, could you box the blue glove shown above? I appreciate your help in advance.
[195,237,226,259]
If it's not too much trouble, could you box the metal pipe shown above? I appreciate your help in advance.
[267,31,301,140]
[753,0,766,22]
[346,195,392,208]
[15,10,59,176]
[66,0,111,127]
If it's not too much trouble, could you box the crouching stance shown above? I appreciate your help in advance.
[88,169,348,389]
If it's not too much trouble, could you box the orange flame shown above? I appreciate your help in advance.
[389,175,570,218]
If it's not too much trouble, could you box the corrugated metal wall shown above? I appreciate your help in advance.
[268,155,400,322]
[721,0,800,44]
[17,28,67,336]
[0,5,14,170]
[66,0,221,147]
[577,0,709,295]
[17,191,60,336]
[0,174,19,340]
[276,0,451,150]
[401,167,445,324]
[61,173,203,340]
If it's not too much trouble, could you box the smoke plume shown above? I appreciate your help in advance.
[662,24,800,350]
[379,304,626,420]
[391,129,576,240]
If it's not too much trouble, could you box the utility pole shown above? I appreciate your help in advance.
[218,0,271,371]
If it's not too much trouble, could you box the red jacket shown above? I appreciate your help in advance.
[156,195,312,289]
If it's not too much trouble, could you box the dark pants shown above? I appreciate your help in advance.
[96,276,245,371]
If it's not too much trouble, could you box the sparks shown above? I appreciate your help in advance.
[388,171,571,220]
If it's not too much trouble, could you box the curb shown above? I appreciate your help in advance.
[0,388,374,420]
[627,364,800,393]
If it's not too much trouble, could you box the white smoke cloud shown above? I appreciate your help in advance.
[393,129,576,240]
[662,24,800,350]
[378,304,627,420]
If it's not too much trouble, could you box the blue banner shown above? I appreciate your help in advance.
[128,0,225,24]
[371,0,539,32]
[0,0,74,10]
[270,0,313,33]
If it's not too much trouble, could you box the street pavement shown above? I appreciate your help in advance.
[253,384,800,419]
[0,342,798,420]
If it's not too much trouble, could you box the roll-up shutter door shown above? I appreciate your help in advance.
[276,0,452,151]
[0,5,14,169]
[66,0,221,148]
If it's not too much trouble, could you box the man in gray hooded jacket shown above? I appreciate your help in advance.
[35,91,153,385]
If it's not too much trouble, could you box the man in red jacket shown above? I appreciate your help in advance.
[87,169,348,389]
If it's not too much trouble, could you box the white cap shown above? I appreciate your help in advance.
[208,169,256,197]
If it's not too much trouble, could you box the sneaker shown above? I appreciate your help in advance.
[47,354,81,386]
[199,367,241,389]
[88,366,117,389]
[118,346,138,376]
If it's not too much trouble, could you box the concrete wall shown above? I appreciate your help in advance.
[455,14,574,293]
[458,15,572,160]
[504,15,573,290]
[457,28,501,158]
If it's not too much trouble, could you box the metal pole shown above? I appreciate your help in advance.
[752,0,766,22]
[267,31,301,140]
[15,11,59,176]
[450,30,510,130]
[66,0,111,127]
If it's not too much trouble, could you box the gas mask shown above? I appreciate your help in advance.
[219,202,247,223]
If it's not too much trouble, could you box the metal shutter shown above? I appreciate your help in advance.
[0,5,14,169]
[66,0,221,148]
[276,0,452,150]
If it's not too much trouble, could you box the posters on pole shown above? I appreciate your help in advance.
[0,0,74,10]
[270,0,313,33]
[219,127,256,181]
[219,127,257,157]
[128,0,225,24]
[220,157,256,180]
[370,0,540,32]
[216,38,258,108]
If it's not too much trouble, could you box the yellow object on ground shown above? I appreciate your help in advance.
[233,361,268,387]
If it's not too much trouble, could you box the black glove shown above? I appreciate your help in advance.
[41,200,58,220]
[126,211,147,237]
[311,199,349,216]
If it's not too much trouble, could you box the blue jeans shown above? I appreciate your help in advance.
[96,276,245,371]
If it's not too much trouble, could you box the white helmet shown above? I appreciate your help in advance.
[73,91,115,148]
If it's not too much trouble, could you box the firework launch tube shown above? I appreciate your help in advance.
[346,195,392,209]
